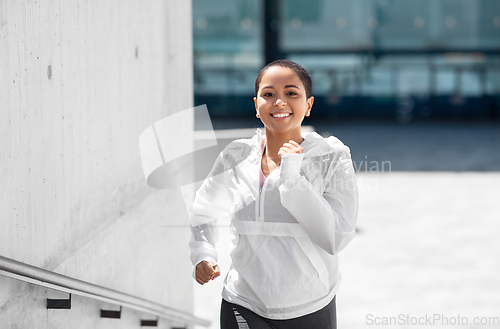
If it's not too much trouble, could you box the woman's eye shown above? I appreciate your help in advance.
[263,93,273,97]
[287,92,297,96]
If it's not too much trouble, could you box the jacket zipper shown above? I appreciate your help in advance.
[258,185,262,220]
[258,178,265,222]
[256,132,281,222]
[258,166,280,222]
[257,138,265,222]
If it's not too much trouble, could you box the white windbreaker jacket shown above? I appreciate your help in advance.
[189,128,358,320]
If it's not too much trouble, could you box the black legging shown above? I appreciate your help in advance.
[220,296,337,329]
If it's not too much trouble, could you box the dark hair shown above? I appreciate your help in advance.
[254,59,312,99]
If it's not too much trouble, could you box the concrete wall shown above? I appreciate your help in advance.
[0,1,195,327]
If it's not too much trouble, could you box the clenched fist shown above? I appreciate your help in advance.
[195,260,220,285]
[278,139,304,157]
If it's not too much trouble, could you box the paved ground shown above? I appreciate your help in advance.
[192,120,500,329]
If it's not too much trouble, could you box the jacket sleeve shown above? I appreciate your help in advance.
[278,148,358,255]
[188,150,233,277]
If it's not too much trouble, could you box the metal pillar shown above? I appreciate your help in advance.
[263,0,283,64]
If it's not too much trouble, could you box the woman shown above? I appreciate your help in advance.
[189,59,358,328]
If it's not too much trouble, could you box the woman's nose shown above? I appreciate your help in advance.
[274,98,286,107]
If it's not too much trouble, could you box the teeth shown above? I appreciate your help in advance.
[272,113,290,118]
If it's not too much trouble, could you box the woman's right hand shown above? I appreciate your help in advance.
[195,260,220,285]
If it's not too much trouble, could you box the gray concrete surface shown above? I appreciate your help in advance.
[339,172,500,329]
[0,1,195,328]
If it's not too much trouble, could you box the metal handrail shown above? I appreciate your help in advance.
[0,255,210,327]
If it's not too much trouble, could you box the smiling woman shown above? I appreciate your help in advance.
[189,59,359,329]
[253,61,314,171]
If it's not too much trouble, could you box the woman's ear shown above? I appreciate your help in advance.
[254,97,259,118]
[306,96,314,116]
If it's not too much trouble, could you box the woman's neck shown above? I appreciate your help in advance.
[263,128,304,164]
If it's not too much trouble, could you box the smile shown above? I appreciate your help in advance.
[271,113,291,118]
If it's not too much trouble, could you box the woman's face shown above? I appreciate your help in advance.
[254,66,313,135]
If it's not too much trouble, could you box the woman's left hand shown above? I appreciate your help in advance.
[278,140,304,156]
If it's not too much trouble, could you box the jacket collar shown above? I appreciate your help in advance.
[253,127,321,154]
